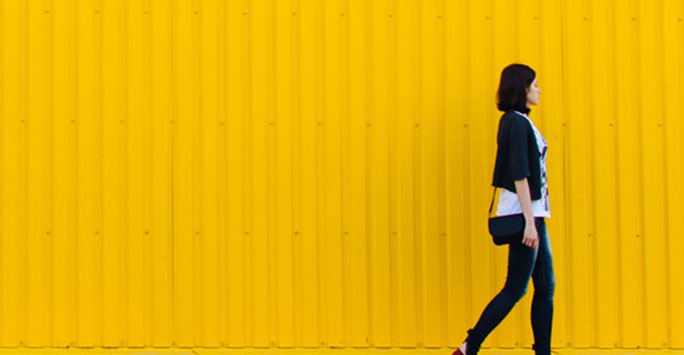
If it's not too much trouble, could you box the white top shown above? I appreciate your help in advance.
[496,111,550,218]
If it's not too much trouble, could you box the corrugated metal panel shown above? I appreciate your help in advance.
[0,0,683,349]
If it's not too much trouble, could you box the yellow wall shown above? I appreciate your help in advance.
[1,0,683,349]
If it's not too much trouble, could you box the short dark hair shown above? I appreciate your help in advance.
[497,64,536,114]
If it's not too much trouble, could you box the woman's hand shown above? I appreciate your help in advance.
[522,220,538,248]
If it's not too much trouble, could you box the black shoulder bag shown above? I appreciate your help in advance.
[487,187,525,245]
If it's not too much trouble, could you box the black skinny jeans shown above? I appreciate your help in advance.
[466,218,555,355]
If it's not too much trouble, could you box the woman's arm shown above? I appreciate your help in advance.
[514,178,538,248]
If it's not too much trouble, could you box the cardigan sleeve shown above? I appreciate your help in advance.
[507,116,530,181]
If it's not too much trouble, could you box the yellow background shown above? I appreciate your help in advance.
[0,0,683,350]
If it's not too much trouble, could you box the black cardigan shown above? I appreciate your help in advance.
[492,110,542,201]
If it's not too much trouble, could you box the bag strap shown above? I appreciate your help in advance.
[488,187,497,217]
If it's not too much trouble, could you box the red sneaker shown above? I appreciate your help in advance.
[452,343,467,355]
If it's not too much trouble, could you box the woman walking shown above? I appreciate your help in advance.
[454,64,555,355]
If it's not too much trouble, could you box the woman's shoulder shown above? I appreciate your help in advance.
[500,111,531,129]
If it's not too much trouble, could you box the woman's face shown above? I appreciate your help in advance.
[526,77,541,106]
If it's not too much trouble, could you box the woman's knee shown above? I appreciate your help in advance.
[536,279,555,299]
[503,283,529,302]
